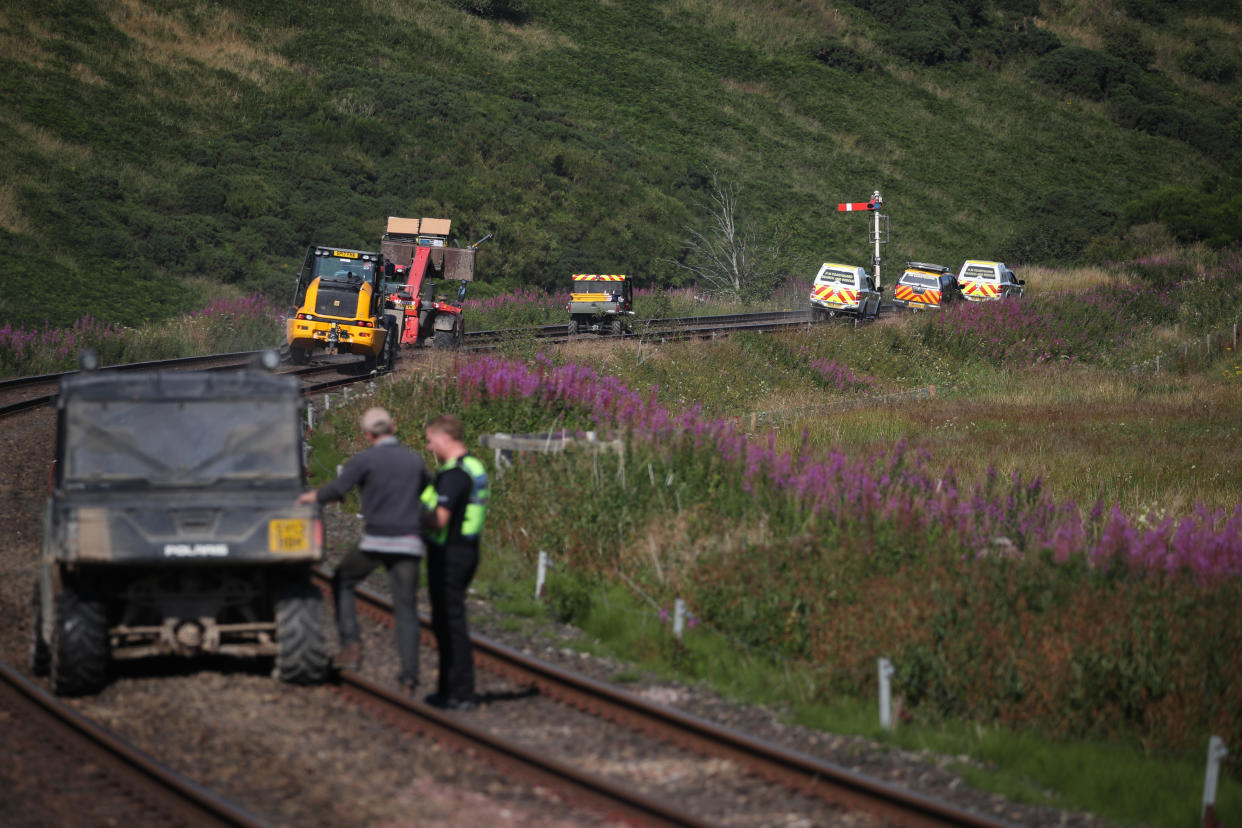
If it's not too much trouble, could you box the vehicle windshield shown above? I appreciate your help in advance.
[313,256,375,285]
[962,265,997,281]
[901,273,939,288]
[63,399,301,488]
[816,268,857,285]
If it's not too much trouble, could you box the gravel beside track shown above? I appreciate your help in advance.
[1,370,1113,827]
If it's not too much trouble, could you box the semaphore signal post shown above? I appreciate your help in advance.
[837,190,890,291]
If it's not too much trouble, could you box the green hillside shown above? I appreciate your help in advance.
[1,0,1240,327]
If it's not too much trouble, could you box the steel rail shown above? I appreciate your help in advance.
[331,669,712,828]
[315,570,1015,828]
[0,658,270,828]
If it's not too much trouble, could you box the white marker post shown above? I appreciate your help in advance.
[673,598,686,641]
[535,550,549,600]
[1202,735,1228,827]
[878,657,895,732]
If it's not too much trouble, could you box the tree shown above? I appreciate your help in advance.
[673,174,782,301]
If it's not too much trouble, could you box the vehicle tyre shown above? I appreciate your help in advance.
[289,346,310,365]
[567,318,578,336]
[49,584,108,696]
[381,318,399,371]
[433,329,456,350]
[28,581,49,677]
[274,581,328,685]
[609,317,624,337]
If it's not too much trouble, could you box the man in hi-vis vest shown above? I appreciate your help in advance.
[421,414,488,711]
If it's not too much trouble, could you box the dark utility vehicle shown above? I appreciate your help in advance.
[29,361,328,695]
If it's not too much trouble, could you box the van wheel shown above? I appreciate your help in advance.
[49,585,109,696]
[274,581,328,685]
[28,581,49,677]
[610,318,624,337]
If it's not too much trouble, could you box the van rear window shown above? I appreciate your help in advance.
[817,269,856,284]
[962,265,997,281]
[901,273,939,288]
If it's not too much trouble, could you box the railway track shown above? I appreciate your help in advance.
[0,657,267,827]
[463,308,832,348]
[316,569,1015,828]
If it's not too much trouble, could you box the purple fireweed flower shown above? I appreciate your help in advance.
[452,354,1242,583]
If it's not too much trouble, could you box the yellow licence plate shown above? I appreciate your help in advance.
[269,519,309,553]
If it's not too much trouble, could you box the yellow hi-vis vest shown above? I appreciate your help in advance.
[421,454,488,546]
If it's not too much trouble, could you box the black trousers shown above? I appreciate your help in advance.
[426,543,479,700]
[333,548,422,684]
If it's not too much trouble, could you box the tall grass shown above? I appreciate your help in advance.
[315,351,1241,767]
[0,293,283,378]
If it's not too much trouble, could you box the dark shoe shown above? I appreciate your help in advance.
[334,641,363,671]
[424,692,477,711]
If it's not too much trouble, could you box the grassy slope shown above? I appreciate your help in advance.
[1,0,1239,328]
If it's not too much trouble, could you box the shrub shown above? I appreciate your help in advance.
[448,0,530,23]
[812,39,880,74]
[1122,185,1242,246]
[884,25,968,67]
[1028,46,1136,100]
[1004,189,1119,264]
[1101,20,1156,70]
[1123,0,1168,24]
[1178,40,1239,83]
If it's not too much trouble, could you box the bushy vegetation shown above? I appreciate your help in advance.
[323,346,1241,766]
[2,0,1240,330]
[0,293,282,378]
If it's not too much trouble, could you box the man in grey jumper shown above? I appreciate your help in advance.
[297,407,427,692]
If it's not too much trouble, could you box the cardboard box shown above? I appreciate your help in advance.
[419,217,452,237]
[386,216,421,236]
